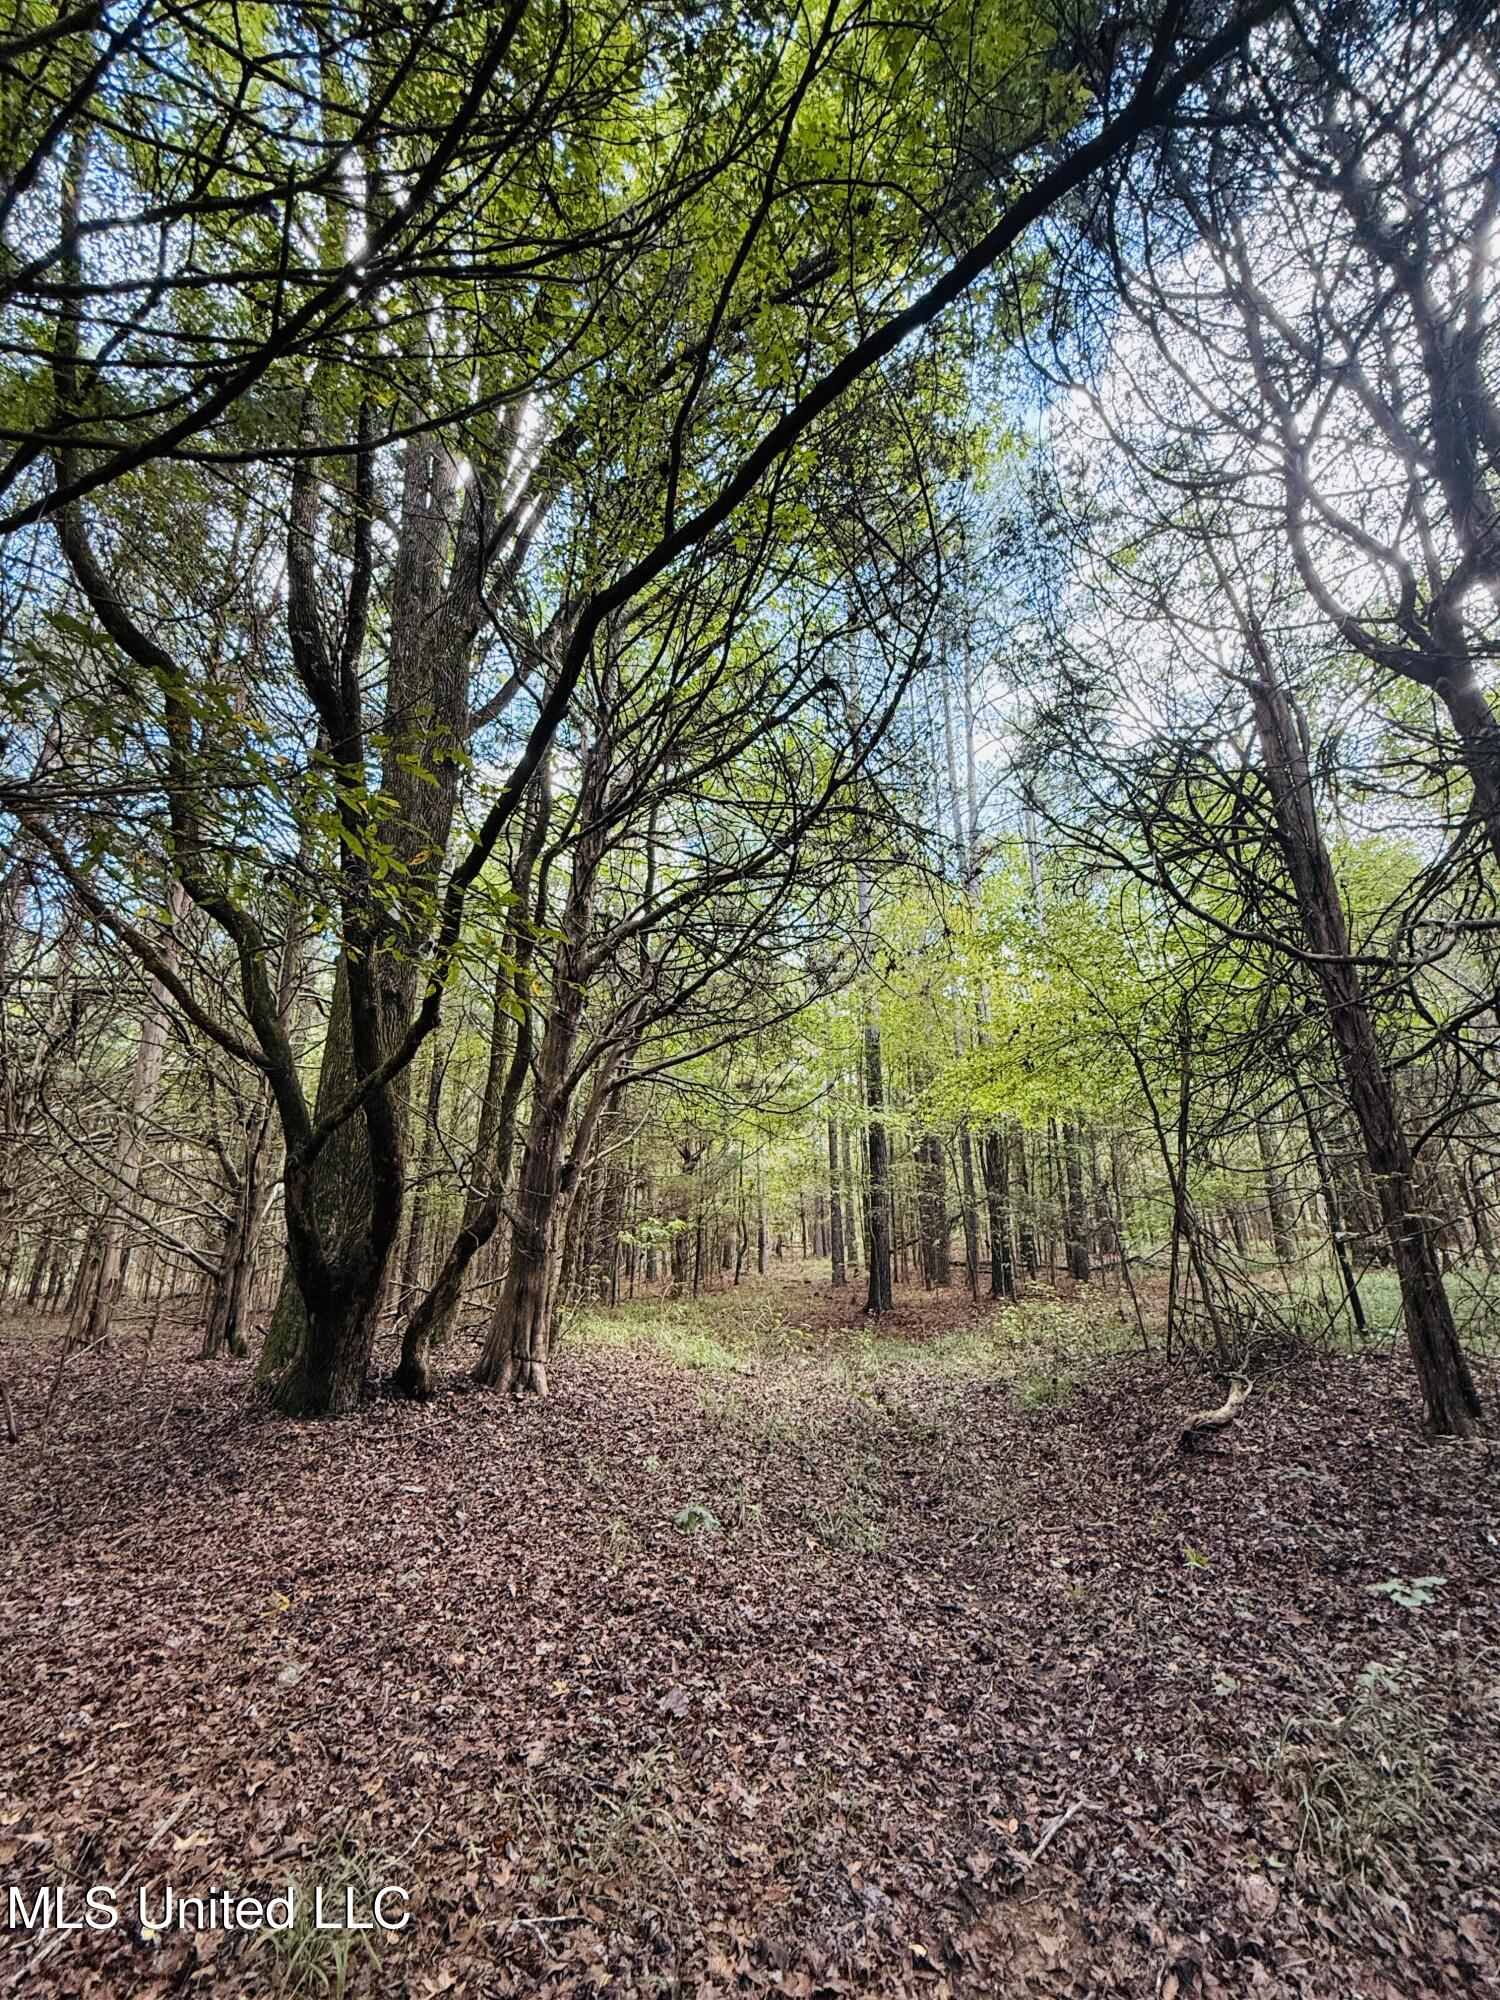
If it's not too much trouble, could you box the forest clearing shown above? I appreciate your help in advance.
[4,0,1500,1991]
[4,1274,1497,1999]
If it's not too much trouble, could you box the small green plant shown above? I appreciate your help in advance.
[711,1472,764,1534]
[674,1501,720,1535]
[1354,1659,1406,1697]
[600,1515,637,1569]
[1252,1673,1456,1900]
[1367,1575,1446,1611]
[258,1833,389,2000]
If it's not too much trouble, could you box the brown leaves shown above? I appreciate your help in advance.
[1238,1872,1280,1925]
[1,1307,1496,1999]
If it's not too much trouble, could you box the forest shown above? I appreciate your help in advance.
[0,0,1497,1993]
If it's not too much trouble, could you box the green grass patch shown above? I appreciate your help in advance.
[253,1831,392,2000]
[1253,1668,1447,1900]
[1279,1260,1500,1356]
[564,1288,803,1374]
[1011,1365,1081,1412]
[562,1280,1141,1428]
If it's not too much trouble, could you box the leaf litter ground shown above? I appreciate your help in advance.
[1,1278,1497,1999]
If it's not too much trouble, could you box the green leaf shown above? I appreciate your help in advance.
[1367,1575,1445,1610]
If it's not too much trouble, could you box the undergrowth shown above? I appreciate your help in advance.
[1251,1649,1496,1914]
[514,1750,695,1905]
[250,1830,392,2000]
[564,1279,1141,1417]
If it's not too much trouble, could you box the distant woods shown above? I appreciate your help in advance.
[1,0,1497,1437]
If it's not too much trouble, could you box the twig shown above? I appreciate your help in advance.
[1027,1798,1096,1868]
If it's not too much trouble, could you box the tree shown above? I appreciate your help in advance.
[7,0,1280,1410]
[1095,0,1500,863]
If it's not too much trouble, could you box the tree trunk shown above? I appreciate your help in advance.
[393,767,550,1395]
[1248,657,1480,1435]
[863,1009,893,1316]
[0,886,84,1268]
[474,730,621,1392]
[982,1129,1016,1300]
[1061,1120,1091,1284]
[478,1058,573,1395]
[956,1127,982,1299]
[201,1106,272,1358]
[1015,1129,1038,1279]
[1296,1075,1367,1337]
[256,958,411,1414]
[1463,1159,1498,1269]
[827,1115,847,1286]
[258,423,509,1416]
[915,1133,949,1288]
[837,1122,856,1273]
[395,1042,446,1315]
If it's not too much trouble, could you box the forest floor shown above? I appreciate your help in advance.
[2,1275,1498,2000]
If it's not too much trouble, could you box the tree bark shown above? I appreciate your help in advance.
[259,419,514,1415]
[982,1129,1016,1300]
[256,958,410,1413]
[1247,655,1480,1434]
[1015,1129,1038,1279]
[840,1119,860,1272]
[1295,1074,1367,1338]
[201,1105,272,1359]
[1061,1120,1091,1285]
[827,1115,847,1287]
[915,1132,950,1289]
[395,1042,447,1315]
[479,1049,575,1395]
[956,1128,982,1299]
[394,768,551,1394]
[0,884,84,1268]
[474,731,622,1392]
[1434,671,1500,874]
[862,1006,893,1316]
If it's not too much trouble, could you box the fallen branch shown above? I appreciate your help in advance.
[1027,1798,1096,1868]
[1177,1374,1251,1454]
